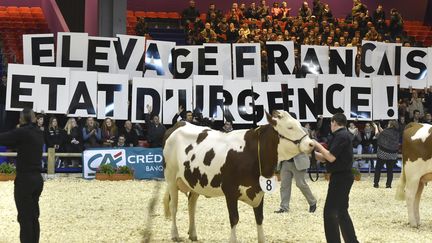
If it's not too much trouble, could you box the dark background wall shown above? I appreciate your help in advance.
[127,0,429,21]
[55,0,85,32]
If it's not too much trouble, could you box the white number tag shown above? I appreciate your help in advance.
[259,175,277,193]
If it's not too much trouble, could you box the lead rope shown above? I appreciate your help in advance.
[255,127,263,176]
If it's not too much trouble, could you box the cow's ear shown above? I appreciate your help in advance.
[266,111,277,126]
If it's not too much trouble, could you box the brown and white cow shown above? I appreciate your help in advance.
[396,122,432,227]
[163,110,314,242]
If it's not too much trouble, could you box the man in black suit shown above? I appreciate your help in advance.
[0,108,44,243]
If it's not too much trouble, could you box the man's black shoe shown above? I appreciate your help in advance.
[274,208,288,213]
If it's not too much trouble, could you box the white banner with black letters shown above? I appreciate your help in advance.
[131,77,164,123]
[223,79,253,124]
[344,77,372,121]
[144,40,175,79]
[96,73,129,120]
[203,43,232,80]
[232,43,261,83]
[319,74,345,118]
[372,76,398,120]
[287,77,316,122]
[163,79,193,124]
[252,81,283,125]
[193,75,224,120]
[67,71,98,117]
[400,47,428,89]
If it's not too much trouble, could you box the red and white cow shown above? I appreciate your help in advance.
[396,122,432,227]
[163,111,315,242]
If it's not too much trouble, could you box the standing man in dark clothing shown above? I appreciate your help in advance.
[0,108,44,243]
[182,0,200,26]
[314,113,359,243]
[0,75,7,132]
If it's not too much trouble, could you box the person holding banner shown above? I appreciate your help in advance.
[145,105,166,148]
[0,108,44,243]
[314,113,359,243]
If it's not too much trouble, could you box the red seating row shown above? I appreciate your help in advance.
[0,6,42,13]
[127,11,181,19]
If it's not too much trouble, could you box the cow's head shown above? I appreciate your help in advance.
[266,110,315,161]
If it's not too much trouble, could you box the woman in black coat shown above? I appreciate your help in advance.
[64,118,84,167]
[373,120,400,188]
[45,116,64,152]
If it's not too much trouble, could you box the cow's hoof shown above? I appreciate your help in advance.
[189,236,198,241]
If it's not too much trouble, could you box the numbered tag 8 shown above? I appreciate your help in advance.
[259,175,278,193]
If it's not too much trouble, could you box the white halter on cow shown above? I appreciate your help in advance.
[163,110,315,242]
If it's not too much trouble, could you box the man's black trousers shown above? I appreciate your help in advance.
[14,173,44,243]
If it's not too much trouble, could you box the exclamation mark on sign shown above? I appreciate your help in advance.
[387,86,395,117]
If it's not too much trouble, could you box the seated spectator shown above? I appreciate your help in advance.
[200,22,217,43]
[145,105,166,148]
[207,3,222,21]
[299,1,312,21]
[101,118,118,147]
[36,114,45,132]
[222,121,233,132]
[45,116,64,152]
[135,17,149,36]
[271,2,281,19]
[226,23,239,42]
[312,0,324,20]
[82,117,102,148]
[182,0,200,25]
[389,8,403,40]
[279,1,291,21]
[115,135,127,148]
[239,22,251,38]
[352,0,367,21]
[246,2,259,20]
[322,4,333,23]
[408,90,424,119]
[64,118,83,167]
[412,109,422,123]
[120,120,138,147]
[257,0,270,19]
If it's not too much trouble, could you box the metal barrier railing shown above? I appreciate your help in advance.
[0,148,82,174]
[0,149,403,175]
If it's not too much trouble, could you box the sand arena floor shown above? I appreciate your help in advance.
[1,175,432,243]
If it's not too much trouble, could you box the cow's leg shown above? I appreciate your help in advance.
[168,182,181,241]
[414,182,424,226]
[405,179,420,227]
[253,198,265,243]
[187,191,199,241]
[224,194,240,243]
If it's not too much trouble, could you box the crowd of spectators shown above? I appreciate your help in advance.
[182,0,407,47]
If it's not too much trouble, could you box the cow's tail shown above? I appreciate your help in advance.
[163,188,171,219]
[396,164,406,201]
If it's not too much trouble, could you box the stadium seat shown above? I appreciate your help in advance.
[6,6,18,12]
[167,12,181,19]
[30,7,43,13]
[146,12,158,18]
[135,11,145,18]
